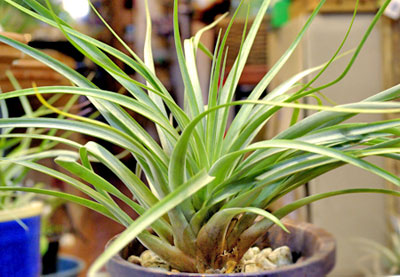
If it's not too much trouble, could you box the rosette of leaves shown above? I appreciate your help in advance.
[0,0,400,275]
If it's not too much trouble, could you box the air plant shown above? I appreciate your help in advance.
[0,0,399,275]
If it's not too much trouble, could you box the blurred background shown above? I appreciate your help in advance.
[0,0,399,276]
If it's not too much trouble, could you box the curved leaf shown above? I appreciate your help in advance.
[88,170,215,276]
[55,156,173,243]
[274,188,400,219]
[0,186,115,220]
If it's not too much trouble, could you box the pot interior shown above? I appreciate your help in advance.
[119,219,335,271]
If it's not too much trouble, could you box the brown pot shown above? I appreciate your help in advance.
[106,219,336,277]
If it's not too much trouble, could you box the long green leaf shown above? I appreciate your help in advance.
[223,0,327,152]
[236,187,400,257]
[0,187,116,220]
[241,119,400,171]
[0,30,171,166]
[274,188,400,219]
[83,141,163,204]
[143,0,172,154]
[4,160,132,225]
[88,170,215,276]
[55,156,173,243]
[173,0,203,119]
[276,84,400,140]
[0,86,178,140]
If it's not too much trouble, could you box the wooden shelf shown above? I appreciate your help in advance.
[291,0,378,18]
[225,65,268,85]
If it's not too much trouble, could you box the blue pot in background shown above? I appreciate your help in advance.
[42,256,84,277]
[0,202,43,277]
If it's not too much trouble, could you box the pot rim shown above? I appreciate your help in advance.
[0,201,43,223]
[107,219,336,276]
[42,255,85,277]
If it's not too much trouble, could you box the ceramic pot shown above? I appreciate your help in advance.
[106,219,336,277]
[0,202,43,277]
[42,255,84,277]
[42,235,60,274]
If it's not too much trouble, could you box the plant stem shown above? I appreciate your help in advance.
[139,231,197,272]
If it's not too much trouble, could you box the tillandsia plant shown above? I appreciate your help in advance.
[0,0,400,275]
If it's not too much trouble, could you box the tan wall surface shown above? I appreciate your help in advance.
[268,13,387,276]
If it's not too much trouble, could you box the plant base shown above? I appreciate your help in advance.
[106,219,336,276]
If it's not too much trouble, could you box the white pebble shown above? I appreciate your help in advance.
[259,247,272,258]
[268,246,293,266]
[243,247,260,261]
[127,255,141,265]
[255,254,277,270]
[140,250,170,270]
[243,263,261,273]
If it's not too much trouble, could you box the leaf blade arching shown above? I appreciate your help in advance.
[0,33,171,164]
[3,160,132,225]
[171,98,400,193]
[292,0,393,102]
[239,117,400,173]
[255,140,400,186]
[224,0,394,155]
[43,0,180,161]
[235,188,400,259]
[227,92,400,155]
[0,117,159,163]
[276,85,400,141]
[0,86,178,140]
[221,144,399,213]
[88,170,215,276]
[274,188,400,219]
[83,141,163,204]
[55,156,173,243]
[0,186,116,220]
[26,0,188,125]
[223,0,327,152]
